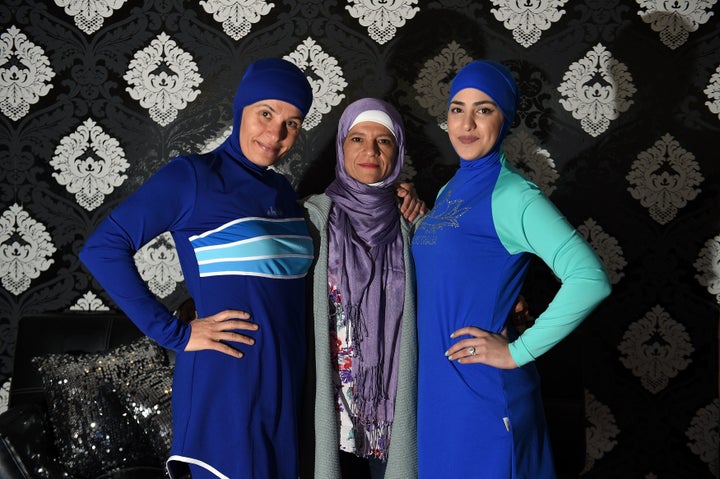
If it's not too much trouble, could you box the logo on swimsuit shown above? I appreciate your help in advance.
[413,189,470,246]
[266,205,283,217]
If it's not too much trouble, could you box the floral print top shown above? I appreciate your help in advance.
[328,268,390,460]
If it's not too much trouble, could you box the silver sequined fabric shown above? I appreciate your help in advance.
[32,336,169,477]
[115,365,173,460]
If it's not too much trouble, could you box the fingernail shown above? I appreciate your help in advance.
[444,350,449,356]
[447,354,453,360]
[450,332,455,338]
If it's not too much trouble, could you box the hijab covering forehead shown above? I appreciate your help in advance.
[325,98,406,451]
[228,58,313,158]
[335,97,405,187]
[449,60,519,143]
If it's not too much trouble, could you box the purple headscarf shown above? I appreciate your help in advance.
[325,98,405,453]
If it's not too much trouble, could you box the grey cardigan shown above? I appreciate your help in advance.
[300,193,418,479]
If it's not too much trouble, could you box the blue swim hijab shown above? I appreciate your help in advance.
[233,57,313,120]
[448,60,518,143]
[226,58,313,170]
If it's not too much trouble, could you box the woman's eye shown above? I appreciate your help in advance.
[262,110,271,118]
[450,107,462,114]
[287,120,300,129]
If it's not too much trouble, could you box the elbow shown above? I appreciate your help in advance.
[597,271,612,302]
[78,244,90,270]
[78,240,98,272]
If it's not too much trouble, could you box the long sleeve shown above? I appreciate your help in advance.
[497,184,611,367]
[79,157,194,351]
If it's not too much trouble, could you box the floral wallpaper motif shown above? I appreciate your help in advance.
[695,235,720,303]
[414,40,473,131]
[583,390,620,473]
[0,25,55,121]
[686,399,720,478]
[134,232,183,299]
[578,218,626,286]
[626,133,704,225]
[489,0,569,48]
[0,1,718,477]
[346,0,419,45]
[285,37,348,131]
[124,32,204,126]
[51,118,129,211]
[618,304,694,394]
[200,0,274,40]
[69,291,109,311]
[0,204,56,295]
[557,43,636,137]
[503,127,558,196]
[636,0,717,49]
[56,0,127,35]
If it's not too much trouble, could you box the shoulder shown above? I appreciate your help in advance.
[300,193,331,233]
[493,157,543,209]
[301,194,331,216]
[157,153,210,182]
[491,157,562,252]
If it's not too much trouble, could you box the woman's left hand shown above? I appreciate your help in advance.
[446,326,518,369]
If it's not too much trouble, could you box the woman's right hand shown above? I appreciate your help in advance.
[184,309,258,358]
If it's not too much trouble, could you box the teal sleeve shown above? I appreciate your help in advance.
[494,172,611,367]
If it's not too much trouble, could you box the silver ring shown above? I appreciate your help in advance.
[467,346,476,356]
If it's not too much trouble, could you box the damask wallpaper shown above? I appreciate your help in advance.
[0,0,718,477]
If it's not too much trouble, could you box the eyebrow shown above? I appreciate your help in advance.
[347,131,395,140]
[450,99,497,107]
[256,103,302,121]
[348,130,393,136]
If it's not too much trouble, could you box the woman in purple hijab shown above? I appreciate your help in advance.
[301,98,419,479]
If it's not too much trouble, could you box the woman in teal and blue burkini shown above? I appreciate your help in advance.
[412,60,611,478]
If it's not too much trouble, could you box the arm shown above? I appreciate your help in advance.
[448,188,610,368]
[79,158,196,351]
[506,197,611,366]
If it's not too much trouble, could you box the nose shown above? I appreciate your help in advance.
[267,120,287,141]
[362,139,381,156]
[461,112,475,131]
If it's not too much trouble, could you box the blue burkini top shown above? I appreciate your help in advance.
[81,148,312,478]
[412,153,610,478]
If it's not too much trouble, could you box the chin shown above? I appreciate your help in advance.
[250,155,280,167]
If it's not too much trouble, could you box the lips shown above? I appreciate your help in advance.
[457,135,477,144]
[358,163,379,168]
[256,140,279,154]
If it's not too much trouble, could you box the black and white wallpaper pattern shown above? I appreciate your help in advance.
[1,0,719,477]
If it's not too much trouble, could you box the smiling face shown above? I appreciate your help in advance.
[342,121,397,184]
[447,87,505,160]
[239,99,303,167]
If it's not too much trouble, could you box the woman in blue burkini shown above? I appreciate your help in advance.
[80,58,314,479]
[412,60,611,477]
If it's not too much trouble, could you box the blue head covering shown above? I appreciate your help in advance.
[448,60,519,160]
[226,58,313,170]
